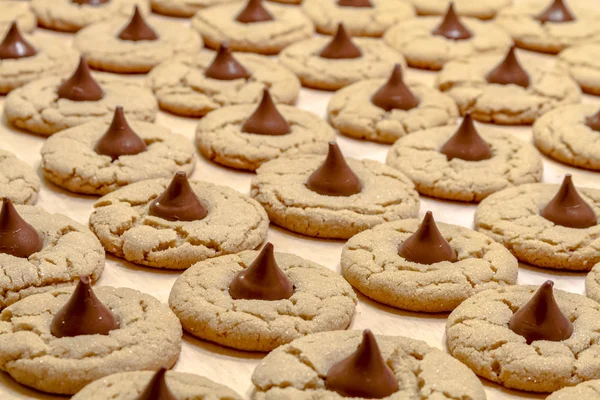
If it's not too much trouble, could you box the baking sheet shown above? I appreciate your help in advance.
[1,10,600,400]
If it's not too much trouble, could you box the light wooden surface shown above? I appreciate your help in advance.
[0,10,599,400]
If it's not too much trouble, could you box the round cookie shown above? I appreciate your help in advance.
[383,16,512,70]
[73,370,243,400]
[148,52,300,117]
[0,285,182,394]
[436,52,581,124]
[31,0,149,33]
[151,0,238,17]
[0,1,36,34]
[407,0,510,19]
[252,330,486,399]
[89,177,269,269]
[585,263,600,304]
[301,0,415,38]
[474,182,600,271]
[446,284,600,392]
[0,149,40,205]
[386,123,544,202]
[191,1,314,54]
[547,380,600,400]
[169,249,357,351]
[533,104,600,170]
[558,43,600,96]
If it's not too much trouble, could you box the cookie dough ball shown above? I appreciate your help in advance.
[0,149,40,205]
[558,43,600,95]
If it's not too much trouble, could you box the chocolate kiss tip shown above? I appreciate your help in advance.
[371,64,419,111]
[137,368,177,400]
[117,6,158,41]
[235,0,274,24]
[148,172,208,222]
[337,0,373,8]
[57,57,104,102]
[585,109,600,132]
[319,23,362,60]
[94,106,147,161]
[325,330,399,398]
[229,242,294,301]
[535,0,575,23]
[0,22,37,60]
[398,211,457,265]
[485,46,530,88]
[0,198,43,258]
[540,174,597,229]
[205,42,250,81]
[241,88,290,135]
[306,142,362,197]
[431,2,473,40]
[71,0,110,5]
[440,114,492,161]
[50,275,119,338]
[509,280,573,344]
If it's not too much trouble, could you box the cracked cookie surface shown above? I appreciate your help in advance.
[169,250,357,351]
[558,43,600,95]
[341,219,518,312]
[148,52,300,117]
[547,380,600,400]
[387,125,543,201]
[41,119,196,195]
[446,285,600,392]
[327,79,457,143]
[0,285,182,394]
[251,330,486,399]
[89,178,269,269]
[0,205,105,310]
[250,154,420,239]
[406,0,510,19]
[191,2,314,54]
[151,0,239,17]
[584,263,600,304]
[0,2,36,35]
[279,37,405,90]
[0,149,40,205]
[435,53,581,124]
[474,183,600,271]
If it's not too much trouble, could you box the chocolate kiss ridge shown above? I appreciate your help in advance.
[485,46,530,88]
[306,142,362,197]
[535,0,575,24]
[585,109,600,132]
[325,330,399,398]
[118,6,158,41]
[431,2,473,40]
[440,114,492,161]
[398,211,457,265]
[0,198,42,258]
[509,281,573,344]
[229,243,294,301]
[371,64,419,111]
[57,57,104,102]
[205,42,250,81]
[149,172,208,222]
[71,0,110,5]
[338,0,373,8]
[319,24,362,60]
[94,106,147,161]
[51,276,120,338]
[540,174,597,229]
[242,88,290,135]
[0,22,37,60]
[137,368,177,400]
[235,0,274,24]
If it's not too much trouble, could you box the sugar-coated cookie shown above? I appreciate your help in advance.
[0,149,39,205]
[558,43,600,95]
[407,0,511,19]
[547,380,600,400]
[151,0,239,17]
[0,1,36,35]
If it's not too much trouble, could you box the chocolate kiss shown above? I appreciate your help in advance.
[540,174,597,229]
[117,6,158,41]
[319,24,362,60]
[235,0,274,24]
[71,0,110,5]
[535,0,575,23]
[148,172,208,222]
[431,2,473,40]
[398,211,457,265]
[306,142,362,197]
[509,281,573,344]
[585,109,600,132]
[485,46,530,89]
[242,88,290,135]
[50,276,120,338]
[0,22,37,60]
[0,198,42,258]
[229,243,294,301]
[337,0,373,8]
[371,64,419,111]
[205,42,250,81]
[57,57,104,102]
[325,330,399,398]
[440,114,492,161]
[137,368,176,400]
[94,106,147,161]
